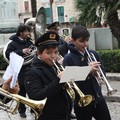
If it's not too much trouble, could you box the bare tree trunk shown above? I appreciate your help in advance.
[31,0,37,17]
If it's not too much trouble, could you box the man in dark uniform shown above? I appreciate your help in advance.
[63,25,111,120]
[47,22,68,57]
[24,31,72,120]
[5,24,33,118]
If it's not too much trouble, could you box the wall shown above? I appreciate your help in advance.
[88,27,118,50]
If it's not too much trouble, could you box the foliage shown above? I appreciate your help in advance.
[74,0,120,27]
[74,0,120,47]
[0,54,8,70]
[97,49,120,72]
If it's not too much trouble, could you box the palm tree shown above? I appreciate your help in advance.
[74,0,120,44]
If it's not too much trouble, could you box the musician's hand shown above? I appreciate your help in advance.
[9,82,19,94]
[23,48,30,55]
[58,57,64,65]
[2,77,20,94]
[57,71,62,79]
[89,61,100,74]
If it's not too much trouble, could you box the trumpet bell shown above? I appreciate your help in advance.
[78,95,93,107]
[107,89,117,96]
[12,94,47,119]
[0,88,47,119]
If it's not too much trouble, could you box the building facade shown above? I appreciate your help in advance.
[18,0,79,36]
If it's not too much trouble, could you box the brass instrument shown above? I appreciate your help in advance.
[0,88,47,119]
[25,7,46,40]
[3,40,37,65]
[52,58,93,107]
[85,47,117,96]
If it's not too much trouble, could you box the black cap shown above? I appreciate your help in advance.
[35,31,59,47]
[47,22,59,30]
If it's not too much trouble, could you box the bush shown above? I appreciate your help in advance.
[0,54,8,70]
[98,49,120,72]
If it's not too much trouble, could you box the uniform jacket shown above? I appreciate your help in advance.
[24,57,72,120]
[5,34,33,85]
[63,43,105,103]
[58,37,68,57]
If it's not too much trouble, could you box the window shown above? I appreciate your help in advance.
[57,6,64,22]
[24,1,29,13]
[45,8,52,24]
[62,28,70,36]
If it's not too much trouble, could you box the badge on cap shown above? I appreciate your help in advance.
[50,34,56,39]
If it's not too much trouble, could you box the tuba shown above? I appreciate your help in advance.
[0,88,47,119]
[52,56,93,107]
[25,7,46,40]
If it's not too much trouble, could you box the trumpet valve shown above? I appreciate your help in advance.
[64,82,75,100]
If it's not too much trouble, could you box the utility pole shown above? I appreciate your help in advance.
[49,0,53,23]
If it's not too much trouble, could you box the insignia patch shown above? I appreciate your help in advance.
[50,34,56,39]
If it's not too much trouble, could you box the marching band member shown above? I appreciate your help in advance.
[5,24,33,118]
[47,22,75,119]
[47,22,69,57]
[63,26,111,120]
[24,31,72,120]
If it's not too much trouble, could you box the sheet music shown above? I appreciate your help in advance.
[60,66,91,83]
[2,52,24,88]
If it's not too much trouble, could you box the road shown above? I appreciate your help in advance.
[0,101,120,120]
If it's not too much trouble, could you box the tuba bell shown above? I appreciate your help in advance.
[0,88,47,119]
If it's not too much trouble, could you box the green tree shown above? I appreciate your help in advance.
[74,0,120,45]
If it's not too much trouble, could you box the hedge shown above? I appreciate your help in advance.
[0,49,120,72]
[0,54,8,70]
[97,49,120,73]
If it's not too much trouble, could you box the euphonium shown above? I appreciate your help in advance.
[3,35,37,66]
[0,88,47,119]
[85,47,117,96]
[52,57,93,107]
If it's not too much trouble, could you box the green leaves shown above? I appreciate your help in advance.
[74,0,120,27]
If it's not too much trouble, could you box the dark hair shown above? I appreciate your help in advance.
[16,24,31,36]
[72,26,90,40]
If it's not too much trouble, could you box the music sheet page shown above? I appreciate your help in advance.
[60,66,91,83]
[2,52,24,88]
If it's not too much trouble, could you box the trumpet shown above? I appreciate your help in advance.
[85,47,117,96]
[0,88,47,119]
[52,59,93,107]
